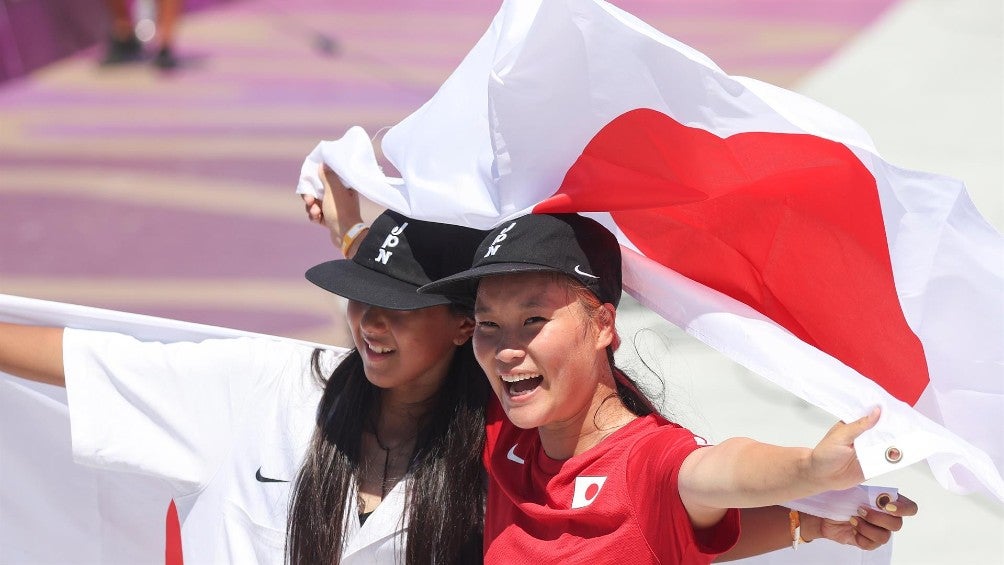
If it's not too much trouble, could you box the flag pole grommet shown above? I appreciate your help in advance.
[884,447,902,463]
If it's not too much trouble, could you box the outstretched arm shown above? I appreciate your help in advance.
[0,322,65,387]
[679,408,880,528]
[715,495,917,561]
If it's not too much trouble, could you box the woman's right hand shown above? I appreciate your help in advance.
[307,163,367,257]
[302,193,324,224]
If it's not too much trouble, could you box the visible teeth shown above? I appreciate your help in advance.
[500,374,541,383]
[368,343,394,354]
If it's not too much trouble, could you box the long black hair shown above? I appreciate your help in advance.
[286,317,488,564]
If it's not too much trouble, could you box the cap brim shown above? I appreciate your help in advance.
[418,262,562,299]
[306,260,453,311]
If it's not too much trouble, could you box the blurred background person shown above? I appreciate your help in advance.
[101,0,183,68]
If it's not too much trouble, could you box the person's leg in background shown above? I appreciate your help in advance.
[152,0,184,69]
[101,0,142,65]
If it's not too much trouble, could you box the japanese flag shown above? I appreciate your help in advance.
[301,0,1004,503]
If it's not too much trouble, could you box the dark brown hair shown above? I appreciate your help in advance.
[286,325,487,564]
[559,272,658,417]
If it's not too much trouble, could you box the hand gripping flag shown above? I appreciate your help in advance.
[300,0,1004,502]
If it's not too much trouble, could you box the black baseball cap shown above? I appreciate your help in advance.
[418,213,622,307]
[305,210,487,310]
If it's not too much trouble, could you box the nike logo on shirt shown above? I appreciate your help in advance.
[507,444,525,465]
[255,467,289,483]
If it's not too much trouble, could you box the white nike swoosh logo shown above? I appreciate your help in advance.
[507,444,525,465]
[574,264,599,279]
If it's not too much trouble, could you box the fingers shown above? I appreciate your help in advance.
[848,512,892,550]
[847,406,881,437]
[301,195,324,224]
[308,202,324,223]
[809,408,882,490]
[882,493,918,517]
[845,497,917,551]
[856,505,902,532]
[818,493,914,552]
[826,406,881,446]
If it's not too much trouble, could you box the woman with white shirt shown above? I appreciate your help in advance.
[0,207,490,564]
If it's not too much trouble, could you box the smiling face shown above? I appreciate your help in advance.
[473,272,617,434]
[347,300,473,402]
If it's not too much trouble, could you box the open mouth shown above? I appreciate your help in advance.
[501,374,543,397]
[365,341,395,356]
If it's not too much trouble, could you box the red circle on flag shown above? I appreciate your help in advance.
[535,108,929,404]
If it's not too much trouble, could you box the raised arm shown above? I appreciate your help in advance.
[301,163,369,259]
[0,322,65,387]
[678,408,880,528]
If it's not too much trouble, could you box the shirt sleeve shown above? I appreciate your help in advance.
[63,328,331,496]
[628,424,741,561]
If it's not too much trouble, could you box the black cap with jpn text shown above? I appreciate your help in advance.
[418,213,622,307]
[305,210,486,310]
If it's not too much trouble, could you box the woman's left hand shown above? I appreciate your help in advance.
[802,494,918,550]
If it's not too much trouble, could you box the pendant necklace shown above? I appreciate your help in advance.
[371,429,415,498]
[372,431,393,498]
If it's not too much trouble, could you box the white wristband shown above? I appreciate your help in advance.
[341,222,368,256]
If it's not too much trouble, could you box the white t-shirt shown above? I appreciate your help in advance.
[64,328,411,564]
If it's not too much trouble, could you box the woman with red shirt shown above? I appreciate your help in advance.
[422,213,904,564]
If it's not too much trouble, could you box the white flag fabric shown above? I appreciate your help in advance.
[301,0,1004,503]
[0,294,307,563]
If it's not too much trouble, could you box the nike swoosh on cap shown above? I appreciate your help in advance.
[507,444,525,465]
[255,467,289,483]
[574,265,599,279]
